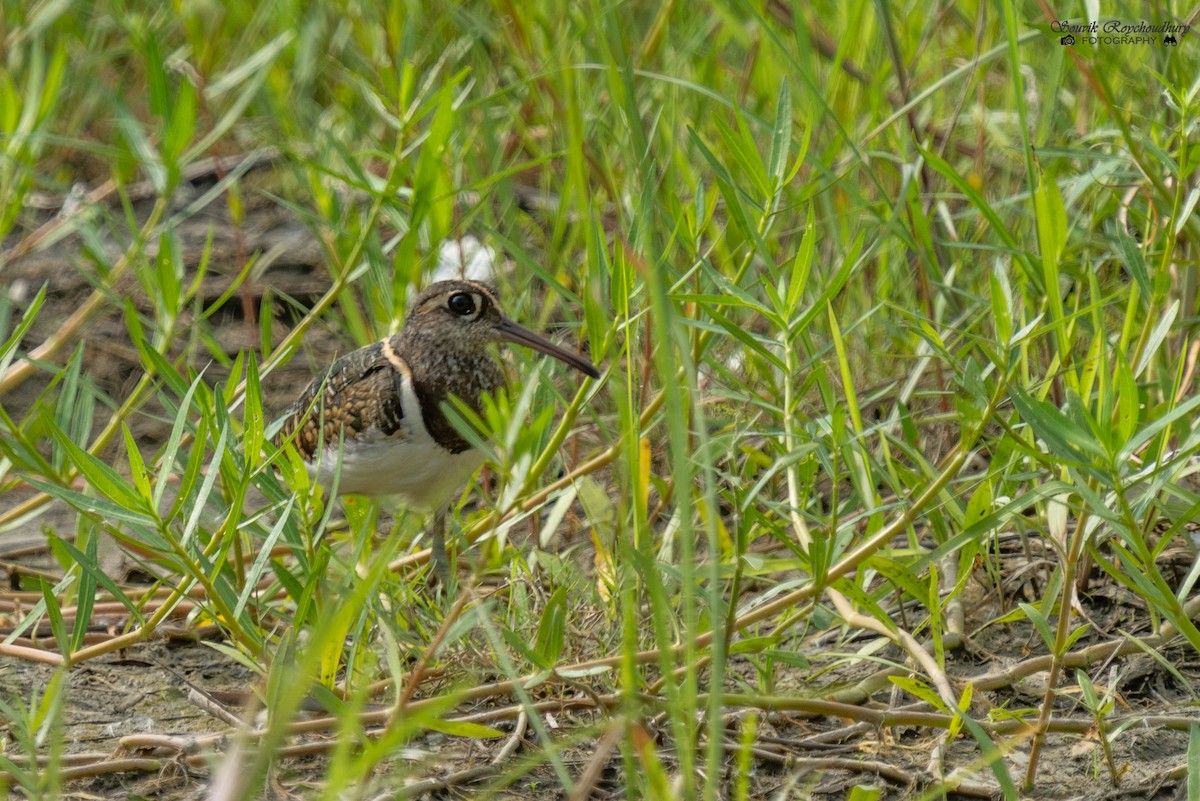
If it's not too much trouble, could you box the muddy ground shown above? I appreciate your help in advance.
[2,159,1198,799]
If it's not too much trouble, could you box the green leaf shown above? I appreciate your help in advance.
[535,586,567,666]
[428,719,505,739]
[1018,602,1055,651]
[50,533,144,627]
[162,80,196,169]
[699,307,787,371]
[1119,384,1200,461]
[122,423,152,505]
[865,555,927,609]
[1034,173,1067,272]
[165,396,210,523]
[54,347,94,468]
[889,676,945,712]
[69,524,97,654]
[502,626,548,670]
[182,414,228,549]
[950,701,1017,797]
[40,579,69,654]
[114,100,165,193]
[946,682,973,741]
[1113,350,1139,448]
[1113,227,1151,307]
[767,80,792,186]
[989,263,1013,344]
[964,481,993,534]
[234,498,293,619]
[688,126,768,257]
[789,230,864,338]
[715,111,768,198]
[556,665,614,678]
[1134,299,1178,378]
[1075,668,1099,708]
[784,205,816,314]
[1009,386,1105,464]
[759,649,810,668]
[243,350,265,470]
[0,284,46,377]
[42,428,151,516]
[272,559,307,607]
[726,636,778,656]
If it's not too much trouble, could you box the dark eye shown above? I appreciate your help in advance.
[447,292,477,316]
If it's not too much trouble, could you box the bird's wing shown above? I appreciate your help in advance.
[275,340,409,459]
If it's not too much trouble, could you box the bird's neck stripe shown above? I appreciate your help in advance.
[381,338,413,378]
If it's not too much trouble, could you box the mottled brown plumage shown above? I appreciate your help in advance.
[283,340,409,460]
[276,279,599,579]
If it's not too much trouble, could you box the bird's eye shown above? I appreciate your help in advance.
[447,292,477,316]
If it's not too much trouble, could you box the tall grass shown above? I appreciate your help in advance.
[1,0,1198,798]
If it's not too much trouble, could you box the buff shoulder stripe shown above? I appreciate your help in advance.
[381,338,413,378]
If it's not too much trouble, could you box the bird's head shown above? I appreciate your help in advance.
[404,280,599,379]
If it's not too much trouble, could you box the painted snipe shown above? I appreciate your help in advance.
[275,279,599,580]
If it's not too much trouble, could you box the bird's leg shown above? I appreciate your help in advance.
[429,507,452,586]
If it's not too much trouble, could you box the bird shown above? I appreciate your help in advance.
[275,279,599,581]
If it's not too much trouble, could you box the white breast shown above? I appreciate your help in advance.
[305,370,485,508]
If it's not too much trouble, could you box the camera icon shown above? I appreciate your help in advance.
[1060,34,1076,45]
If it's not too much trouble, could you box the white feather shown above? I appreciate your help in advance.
[305,368,484,507]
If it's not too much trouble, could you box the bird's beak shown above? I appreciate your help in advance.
[495,318,600,379]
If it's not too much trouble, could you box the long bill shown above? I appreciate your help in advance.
[495,318,600,379]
